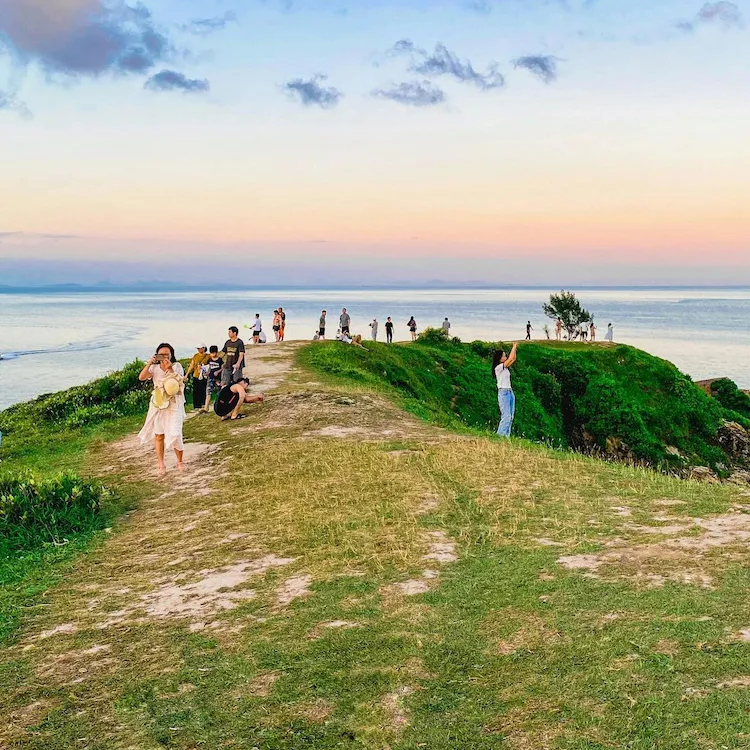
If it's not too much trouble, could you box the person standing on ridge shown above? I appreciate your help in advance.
[272,310,282,342]
[555,319,562,341]
[493,342,518,438]
[525,321,533,341]
[221,327,245,386]
[370,318,379,341]
[605,323,614,342]
[385,317,394,344]
[340,308,351,336]
[318,310,327,340]
[407,316,417,341]
[278,307,286,341]
[252,314,262,345]
[442,317,451,336]
[186,344,210,412]
[589,321,596,342]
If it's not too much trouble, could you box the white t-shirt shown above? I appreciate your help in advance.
[253,319,262,332]
[495,363,512,390]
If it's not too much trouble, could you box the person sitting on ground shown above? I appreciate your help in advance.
[351,334,367,350]
[213,378,265,421]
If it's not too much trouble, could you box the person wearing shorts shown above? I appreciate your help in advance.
[202,346,224,412]
[213,378,264,421]
[319,310,327,340]
[340,308,350,336]
[278,307,286,341]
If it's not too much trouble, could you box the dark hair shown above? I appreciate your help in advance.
[209,345,218,354]
[229,326,239,334]
[491,349,506,374]
[256,313,260,317]
[156,343,177,363]
[322,309,326,313]
[240,377,250,385]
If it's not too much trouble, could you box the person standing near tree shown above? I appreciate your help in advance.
[186,344,210,411]
[407,316,417,341]
[526,321,533,341]
[385,317,394,344]
[555,319,562,341]
[442,317,451,336]
[340,308,351,336]
[589,321,596,342]
[493,343,518,438]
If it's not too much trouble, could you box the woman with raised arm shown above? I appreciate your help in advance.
[138,343,186,476]
[492,342,518,438]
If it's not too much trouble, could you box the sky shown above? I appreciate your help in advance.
[1,0,749,287]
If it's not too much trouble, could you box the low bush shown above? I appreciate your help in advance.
[0,472,111,554]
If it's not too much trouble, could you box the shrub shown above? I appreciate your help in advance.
[710,379,750,424]
[0,472,111,554]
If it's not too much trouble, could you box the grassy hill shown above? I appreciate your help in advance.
[300,333,750,475]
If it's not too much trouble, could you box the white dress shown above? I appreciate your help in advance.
[138,363,186,451]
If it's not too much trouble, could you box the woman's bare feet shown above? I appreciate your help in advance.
[157,464,167,477]
[176,462,185,472]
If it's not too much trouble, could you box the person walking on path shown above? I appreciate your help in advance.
[318,310,327,340]
[252,314,262,345]
[385,317,394,344]
[605,323,614,342]
[138,343,186,475]
[202,345,223,412]
[442,317,451,336]
[555,319,562,341]
[370,318,379,341]
[278,307,287,341]
[221,327,245,386]
[407,316,417,341]
[186,344,210,411]
[214,378,265,421]
[525,321,533,341]
[493,342,518,438]
[340,308,351,336]
[272,310,282,342]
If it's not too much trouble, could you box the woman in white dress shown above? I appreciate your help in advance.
[605,323,614,342]
[138,343,186,475]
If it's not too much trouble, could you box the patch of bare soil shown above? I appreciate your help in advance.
[276,574,313,607]
[381,685,414,730]
[557,507,750,587]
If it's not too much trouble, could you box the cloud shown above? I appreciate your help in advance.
[390,39,505,91]
[462,0,492,13]
[513,55,560,83]
[179,11,238,36]
[0,0,176,79]
[0,90,31,117]
[372,80,446,107]
[679,1,745,31]
[283,75,342,108]
[144,70,209,93]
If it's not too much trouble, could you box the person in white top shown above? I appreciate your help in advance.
[492,342,518,437]
[252,314,262,344]
[138,343,186,475]
[605,323,614,342]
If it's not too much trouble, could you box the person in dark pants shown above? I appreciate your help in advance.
[340,308,351,336]
[385,317,394,343]
[186,344,209,411]
[525,321,533,340]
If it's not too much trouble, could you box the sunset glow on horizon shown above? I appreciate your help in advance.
[1,0,749,285]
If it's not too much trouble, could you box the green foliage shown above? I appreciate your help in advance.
[301,339,738,472]
[0,472,110,554]
[710,378,750,428]
[542,290,592,339]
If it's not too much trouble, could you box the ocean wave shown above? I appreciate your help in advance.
[0,328,141,361]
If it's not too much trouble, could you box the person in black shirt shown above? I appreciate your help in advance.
[385,317,394,344]
[202,345,223,412]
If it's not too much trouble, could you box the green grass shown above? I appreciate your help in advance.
[299,333,747,474]
[1,345,749,748]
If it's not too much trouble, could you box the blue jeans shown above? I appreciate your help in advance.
[497,389,515,437]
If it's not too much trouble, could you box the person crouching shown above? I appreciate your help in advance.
[214,377,265,421]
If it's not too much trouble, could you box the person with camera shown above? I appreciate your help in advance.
[138,343,186,476]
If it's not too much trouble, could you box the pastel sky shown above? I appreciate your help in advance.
[1,0,749,285]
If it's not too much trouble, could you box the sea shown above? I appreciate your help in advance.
[1,287,749,411]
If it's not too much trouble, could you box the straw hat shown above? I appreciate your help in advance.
[163,376,181,397]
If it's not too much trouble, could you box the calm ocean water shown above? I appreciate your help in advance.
[1,287,749,410]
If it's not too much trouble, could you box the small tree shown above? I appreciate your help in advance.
[543,291,592,341]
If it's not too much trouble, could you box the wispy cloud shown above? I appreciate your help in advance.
[462,0,492,13]
[283,75,342,108]
[0,0,173,78]
[145,70,210,93]
[372,80,446,107]
[0,90,31,118]
[180,11,238,36]
[678,1,745,31]
[390,39,505,91]
[513,55,560,84]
